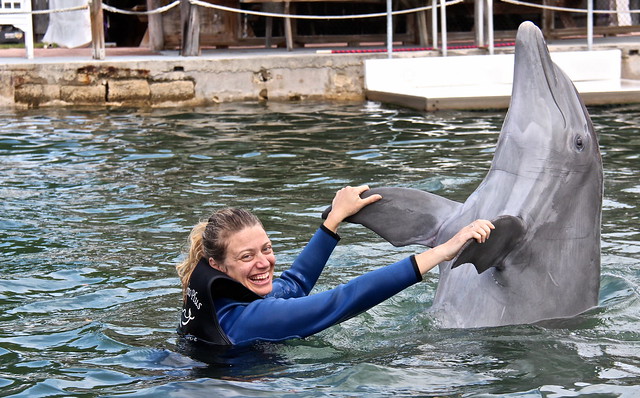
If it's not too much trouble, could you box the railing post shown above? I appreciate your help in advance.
[147,0,165,51]
[475,0,484,47]
[440,0,447,56]
[181,0,200,56]
[386,0,393,58]
[90,0,105,60]
[487,0,494,55]
[284,1,293,51]
[432,0,438,49]
[587,0,593,50]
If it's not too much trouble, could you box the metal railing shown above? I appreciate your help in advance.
[479,0,640,52]
[1,0,639,59]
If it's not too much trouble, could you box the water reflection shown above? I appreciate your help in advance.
[0,102,639,396]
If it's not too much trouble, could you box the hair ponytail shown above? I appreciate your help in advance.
[176,220,207,301]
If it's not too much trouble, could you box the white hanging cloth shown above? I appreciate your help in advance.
[42,0,92,48]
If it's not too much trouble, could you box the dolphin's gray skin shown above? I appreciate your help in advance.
[323,21,603,328]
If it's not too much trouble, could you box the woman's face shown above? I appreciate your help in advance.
[210,224,276,296]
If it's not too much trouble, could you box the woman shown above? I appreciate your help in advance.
[176,185,494,346]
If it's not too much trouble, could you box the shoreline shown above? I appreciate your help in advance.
[2,36,640,110]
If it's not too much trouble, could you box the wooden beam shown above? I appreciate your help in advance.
[90,0,105,60]
[181,0,201,56]
[147,0,165,50]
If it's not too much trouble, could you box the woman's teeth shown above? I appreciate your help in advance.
[251,273,269,282]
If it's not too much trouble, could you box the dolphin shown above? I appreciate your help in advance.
[323,21,603,328]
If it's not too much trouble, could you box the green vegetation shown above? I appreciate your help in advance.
[0,42,56,49]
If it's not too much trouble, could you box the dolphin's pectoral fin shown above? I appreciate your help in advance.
[322,187,462,247]
[452,215,526,274]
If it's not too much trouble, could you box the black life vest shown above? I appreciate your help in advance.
[177,258,262,346]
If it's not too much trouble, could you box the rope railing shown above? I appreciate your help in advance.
[2,0,635,18]
[189,0,463,19]
[102,1,180,16]
[0,0,459,19]
[492,0,640,50]
[500,0,640,14]
[95,0,464,20]
[3,0,639,59]
[0,0,463,59]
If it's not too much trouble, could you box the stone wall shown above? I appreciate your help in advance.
[0,53,373,108]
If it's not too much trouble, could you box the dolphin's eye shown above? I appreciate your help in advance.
[574,135,584,151]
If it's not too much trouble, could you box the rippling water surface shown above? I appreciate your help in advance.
[0,102,638,397]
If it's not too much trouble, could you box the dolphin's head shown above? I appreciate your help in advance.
[489,22,603,223]
[496,21,601,174]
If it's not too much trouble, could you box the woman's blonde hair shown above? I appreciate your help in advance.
[176,208,262,300]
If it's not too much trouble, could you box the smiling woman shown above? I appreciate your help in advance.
[175,185,494,347]
[212,223,276,296]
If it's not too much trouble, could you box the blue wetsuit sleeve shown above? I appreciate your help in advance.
[268,225,340,299]
[217,256,422,346]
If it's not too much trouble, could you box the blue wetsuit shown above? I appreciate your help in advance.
[178,225,422,346]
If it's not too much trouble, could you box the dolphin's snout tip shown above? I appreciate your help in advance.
[513,21,552,80]
[519,21,536,29]
[516,21,545,43]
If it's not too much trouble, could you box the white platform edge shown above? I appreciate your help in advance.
[364,50,640,109]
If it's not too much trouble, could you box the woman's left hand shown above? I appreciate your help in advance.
[323,185,382,232]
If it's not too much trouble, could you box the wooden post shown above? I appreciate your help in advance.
[90,0,105,60]
[542,0,553,39]
[474,0,484,47]
[147,0,165,50]
[181,0,200,56]
[284,1,292,51]
[416,9,428,47]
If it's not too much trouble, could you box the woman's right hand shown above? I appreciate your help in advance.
[437,219,495,261]
[323,185,382,233]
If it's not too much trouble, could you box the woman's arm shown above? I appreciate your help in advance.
[217,256,421,345]
[270,185,381,299]
[269,225,339,299]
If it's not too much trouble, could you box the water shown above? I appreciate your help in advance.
[0,102,638,397]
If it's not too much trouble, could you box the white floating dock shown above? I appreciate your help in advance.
[365,49,640,111]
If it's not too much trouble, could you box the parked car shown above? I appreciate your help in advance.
[0,25,24,44]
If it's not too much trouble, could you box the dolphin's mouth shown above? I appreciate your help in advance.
[508,21,569,129]
[536,34,563,116]
[514,22,557,100]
